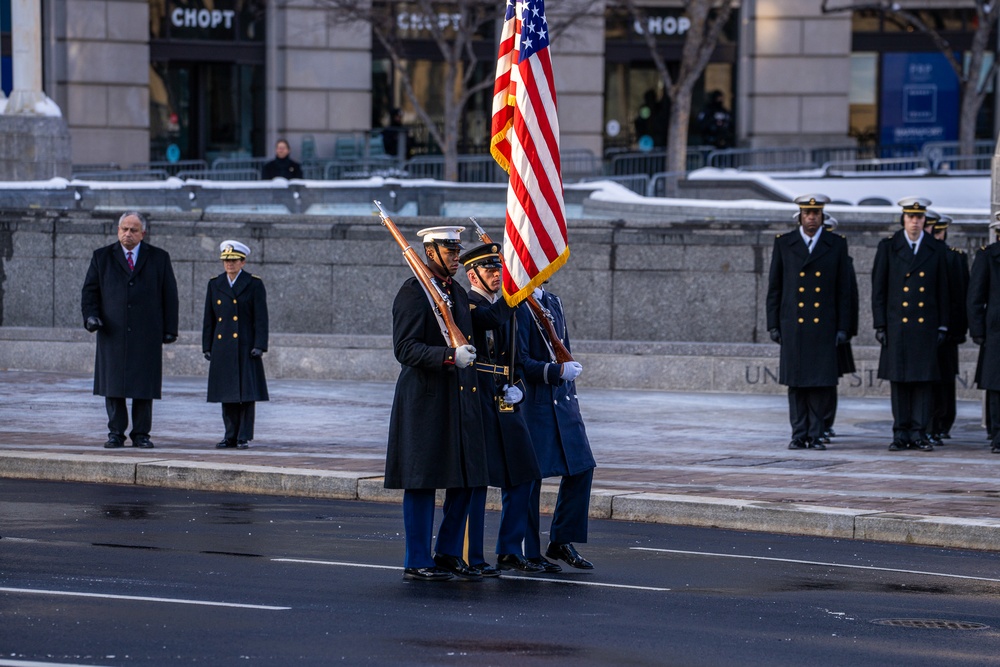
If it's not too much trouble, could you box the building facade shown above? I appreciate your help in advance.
[2,0,992,167]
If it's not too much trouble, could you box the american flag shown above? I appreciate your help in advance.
[490,0,568,306]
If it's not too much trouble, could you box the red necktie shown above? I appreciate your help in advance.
[127,251,134,271]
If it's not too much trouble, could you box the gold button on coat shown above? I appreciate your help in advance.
[919,272,925,277]
[233,299,237,304]
[799,272,805,277]
[813,318,819,323]
[918,318,925,323]
[903,318,909,323]
[815,271,821,277]
[217,334,222,339]
[216,299,221,305]
[233,333,238,338]
[903,302,909,307]
[798,318,804,323]
[904,286,910,292]
[233,316,238,321]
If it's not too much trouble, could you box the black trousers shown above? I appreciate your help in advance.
[987,391,1000,445]
[105,397,152,441]
[524,468,594,558]
[931,378,957,436]
[823,387,838,431]
[787,386,834,442]
[222,402,256,442]
[890,381,932,443]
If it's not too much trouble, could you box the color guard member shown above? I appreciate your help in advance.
[967,214,1000,453]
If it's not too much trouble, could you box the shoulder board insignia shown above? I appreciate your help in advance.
[252,274,262,279]
[982,245,988,251]
[776,233,782,238]
[470,304,478,309]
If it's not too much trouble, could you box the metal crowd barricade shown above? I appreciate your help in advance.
[72,169,170,181]
[648,171,686,198]
[404,155,507,183]
[921,139,995,164]
[130,160,208,177]
[931,154,991,175]
[821,156,932,176]
[71,162,120,175]
[211,157,269,177]
[707,147,812,171]
[579,173,651,196]
[609,147,712,177]
[560,148,602,182]
[176,168,261,181]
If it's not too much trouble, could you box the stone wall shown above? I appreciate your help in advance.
[0,116,72,180]
[0,205,990,348]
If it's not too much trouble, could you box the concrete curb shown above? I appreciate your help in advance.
[2,452,998,552]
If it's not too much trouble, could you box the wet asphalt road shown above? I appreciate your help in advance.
[2,480,1000,666]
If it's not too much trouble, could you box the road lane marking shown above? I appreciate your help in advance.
[632,548,1000,583]
[0,587,290,610]
[0,660,113,667]
[273,558,670,591]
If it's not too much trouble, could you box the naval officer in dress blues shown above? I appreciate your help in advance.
[767,194,852,450]
[202,240,269,449]
[872,197,951,452]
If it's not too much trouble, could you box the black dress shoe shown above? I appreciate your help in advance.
[824,428,837,438]
[236,440,249,449]
[913,440,934,452]
[216,439,235,449]
[991,445,1000,454]
[808,439,826,450]
[103,436,124,449]
[433,553,481,579]
[497,553,545,573]
[470,562,501,577]
[403,567,453,582]
[132,437,154,449]
[940,432,952,440]
[927,434,943,447]
[888,440,906,451]
[788,439,807,450]
[526,556,562,573]
[545,543,594,570]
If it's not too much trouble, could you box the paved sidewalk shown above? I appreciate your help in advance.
[2,370,999,551]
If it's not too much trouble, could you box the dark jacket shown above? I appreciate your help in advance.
[515,290,596,478]
[872,230,950,382]
[81,241,179,399]
[468,290,541,489]
[261,156,302,180]
[938,247,970,377]
[384,276,490,490]
[968,241,1000,390]
[202,271,269,403]
[837,256,859,376]
[766,229,852,387]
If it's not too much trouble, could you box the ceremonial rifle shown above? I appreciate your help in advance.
[469,217,574,364]
[375,200,466,350]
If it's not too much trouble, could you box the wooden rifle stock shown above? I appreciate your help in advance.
[375,200,467,350]
[469,218,574,364]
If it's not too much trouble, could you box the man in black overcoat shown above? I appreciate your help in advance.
[202,240,269,449]
[872,197,951,452]
[384,226,490,582]
[967,215,1000,454]
[924,214,968,444]
[766,194,852,450]
[820,215,859,443]
[81,211,179,449]
[460,243,544,576]
[517,287,597,571]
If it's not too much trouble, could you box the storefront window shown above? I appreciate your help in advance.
[370,1,495,155]
[849,53,878,144]
[149,0,265,161]
[603,6,737,154]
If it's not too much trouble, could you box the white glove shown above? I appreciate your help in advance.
[454,345,477,369]
[503,384,523,405]
[532,287,543,300]
[560,361,582,382]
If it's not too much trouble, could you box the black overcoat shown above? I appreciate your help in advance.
[968,242,1000,390]
[765,229,852,387]
[468,290,541,489]
[515,291,596,478]
[938,247,970,377]
[872,230,950,382]
[81,242,178,399]
[384,276,490,490]
[837,256,859,376]
[202,272,269,403]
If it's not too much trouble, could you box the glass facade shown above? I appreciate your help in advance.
[370,1,496,155]
[603,6,737,153]
[148,0,266,161]
[849,7,995,147]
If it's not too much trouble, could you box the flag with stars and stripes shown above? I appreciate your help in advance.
[490,0,568,306]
